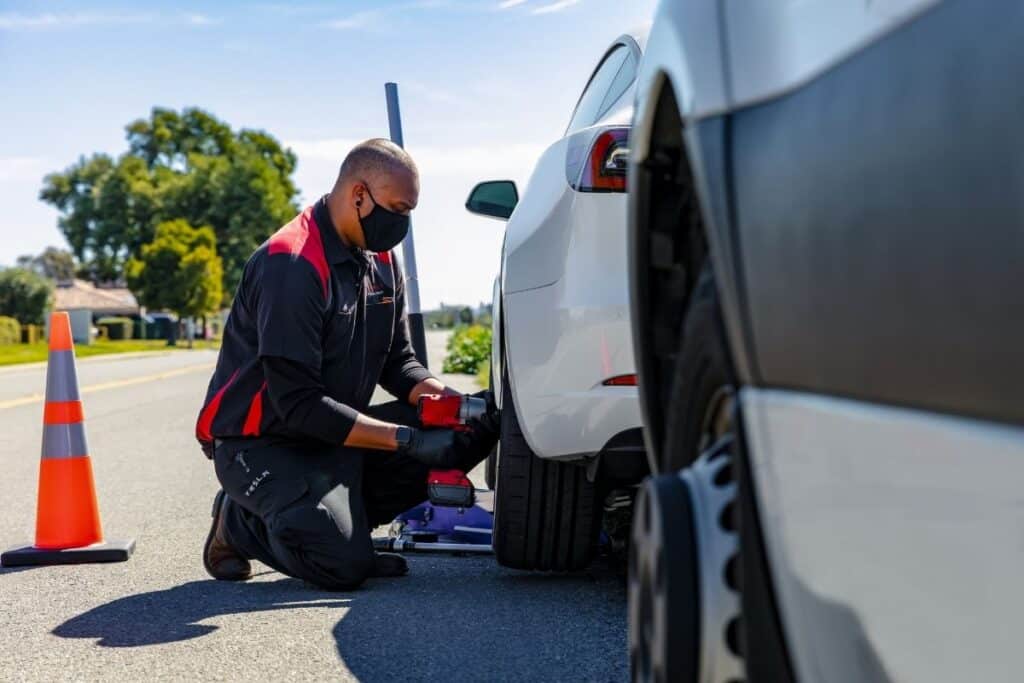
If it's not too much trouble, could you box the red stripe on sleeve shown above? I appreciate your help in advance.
[242,381,268,437]
[196,369,240,442]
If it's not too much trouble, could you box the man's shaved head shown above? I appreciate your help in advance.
[325,138,420,249]
[338,138,418,187]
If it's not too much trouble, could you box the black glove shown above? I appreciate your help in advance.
[400,427,460,469]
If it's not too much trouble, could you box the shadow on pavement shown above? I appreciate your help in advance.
[334,556,628,682]
[53,578,350,647]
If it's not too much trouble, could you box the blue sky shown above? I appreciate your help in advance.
[0,0,655,309]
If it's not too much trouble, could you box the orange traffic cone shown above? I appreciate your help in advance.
[1,312,134,566]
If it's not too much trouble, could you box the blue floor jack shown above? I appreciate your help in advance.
[372,395,495,555]
[373,469,494,555]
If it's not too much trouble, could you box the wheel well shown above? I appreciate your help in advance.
[632,77,709,469]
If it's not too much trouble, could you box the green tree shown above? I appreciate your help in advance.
[0,268,54,326]
[17,247,78,281]
[126,220,223,347]
[40,107,298,299]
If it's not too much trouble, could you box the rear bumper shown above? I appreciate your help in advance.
[511,384,643,461]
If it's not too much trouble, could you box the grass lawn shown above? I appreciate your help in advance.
[0,339,221,367]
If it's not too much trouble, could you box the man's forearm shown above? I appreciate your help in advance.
[407,377,458,405]
[344,413,400,451]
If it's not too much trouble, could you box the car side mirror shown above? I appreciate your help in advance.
[466,180,519,221]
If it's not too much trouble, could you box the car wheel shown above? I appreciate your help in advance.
[484,445,498,491]
[630,260,744,682]
[630,261,793,682]
[662,262,734,473]
[491,366,602,571]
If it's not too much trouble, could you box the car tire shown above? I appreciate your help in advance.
[661,262,735,472]
[492,367,602,571]
[484,447,498,491]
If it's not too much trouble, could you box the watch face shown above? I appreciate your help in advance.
[396,426,412,448]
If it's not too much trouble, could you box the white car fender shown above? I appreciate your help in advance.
[490,274,503,408]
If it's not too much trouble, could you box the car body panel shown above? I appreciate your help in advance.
[723,0,939,110]
[742,388,1024,683]
[495,32,646,461]
[730,0,1024,425]
[633,1,729,122]
[503,188,641,459]
[502,137,577,294]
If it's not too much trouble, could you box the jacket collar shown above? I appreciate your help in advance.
[314,196,357,266]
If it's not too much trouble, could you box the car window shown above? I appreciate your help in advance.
[566,46,629,134]
[596,50,638,120]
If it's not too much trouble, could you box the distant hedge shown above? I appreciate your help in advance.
[97,317,133,341]
[443,324,492,375]
[0,316,22,345]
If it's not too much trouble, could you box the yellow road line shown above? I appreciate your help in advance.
[0,362,215,411]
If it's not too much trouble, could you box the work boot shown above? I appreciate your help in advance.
[203,490,252,581]
[372,552,409,578]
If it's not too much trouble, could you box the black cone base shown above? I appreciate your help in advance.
[1,538,135,566]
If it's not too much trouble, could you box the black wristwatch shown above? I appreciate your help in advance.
[395,426,414,452]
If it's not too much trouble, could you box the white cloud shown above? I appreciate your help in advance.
[404,82,463,106]
[0,157,50,182]
[531,0,581,14]
[0,11,153,30]
[0,11,222,30]
[184,13,219,26]
[498,0,529,8]
[325,10,379,30]
[286,138,544,179]
[324,1,454,30]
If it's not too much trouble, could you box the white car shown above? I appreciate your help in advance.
[627,1,1024,682]
[465,29,649,571]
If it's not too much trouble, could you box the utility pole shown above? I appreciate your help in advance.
[384,82,429,368]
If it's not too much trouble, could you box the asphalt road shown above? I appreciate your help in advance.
[0,331,627,681]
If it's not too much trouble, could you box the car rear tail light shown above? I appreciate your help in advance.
[602,374,638,386]
[577,128,629,193]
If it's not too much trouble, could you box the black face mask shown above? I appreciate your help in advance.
[357,185,410,253]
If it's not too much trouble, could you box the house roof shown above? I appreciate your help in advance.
[54,280,139,315]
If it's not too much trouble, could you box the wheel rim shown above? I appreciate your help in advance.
[682,437,744,683]
[630,437,745,683]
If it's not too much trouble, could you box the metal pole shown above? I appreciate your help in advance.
[385,82,429,369]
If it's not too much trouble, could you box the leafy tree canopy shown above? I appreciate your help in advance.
[126,219,223,321]
[40,107,299,302]
[0,267,54,326]
[17,247,77,282]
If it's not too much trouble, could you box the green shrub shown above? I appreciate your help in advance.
[476,358,491,389]
[96,316,133,341]
[0,316,22,345]
[442,324,492,375]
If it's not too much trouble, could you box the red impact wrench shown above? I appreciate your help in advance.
[416,394,487,508]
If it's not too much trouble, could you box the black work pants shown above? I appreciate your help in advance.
[213,401,488,590]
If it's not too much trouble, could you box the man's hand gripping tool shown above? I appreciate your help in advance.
[417,394,487,508]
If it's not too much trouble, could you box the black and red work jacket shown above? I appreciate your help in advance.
[195,197,431,455]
